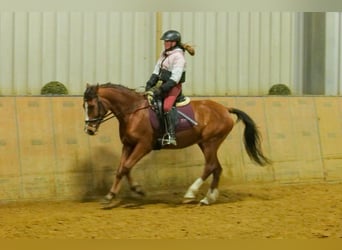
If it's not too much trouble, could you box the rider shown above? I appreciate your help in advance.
[145,30,195,145]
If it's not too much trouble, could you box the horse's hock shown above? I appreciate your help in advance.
[0,96,341,202]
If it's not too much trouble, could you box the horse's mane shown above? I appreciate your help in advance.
[84,82,143,100]
[100,82,135,92]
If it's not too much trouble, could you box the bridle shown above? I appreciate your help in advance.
[85,110,115,124]
[84,96,115,134]
[84,90,151,135]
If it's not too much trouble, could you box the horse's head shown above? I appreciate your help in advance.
[83,83,108,135]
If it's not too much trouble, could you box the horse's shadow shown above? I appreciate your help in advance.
[74,146,119,201]
[218,189,275,203]
[89,188,276,209]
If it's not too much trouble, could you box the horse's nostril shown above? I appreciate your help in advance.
[85,123,97,136]
[87,130,95,135]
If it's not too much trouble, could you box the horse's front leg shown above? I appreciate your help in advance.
[126,172,146,196]
[100,145,132,207]
[102,143,151,207]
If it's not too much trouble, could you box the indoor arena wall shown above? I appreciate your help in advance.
[0,96,341,202]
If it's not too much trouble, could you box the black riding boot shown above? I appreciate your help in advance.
[163,111,177,146]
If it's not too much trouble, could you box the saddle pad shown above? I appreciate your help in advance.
[176,96,191,107]
[149,103,195,132]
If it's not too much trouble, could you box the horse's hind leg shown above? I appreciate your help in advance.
[199,161,222,205]
[183,177,204,203]
[183,142,223,205]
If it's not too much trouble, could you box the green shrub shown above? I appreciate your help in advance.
[268,84,291,95]
[41,81,68,95]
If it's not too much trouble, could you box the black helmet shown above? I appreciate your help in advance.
[160,30,181,42]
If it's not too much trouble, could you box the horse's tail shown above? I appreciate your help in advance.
[228,108,272,166]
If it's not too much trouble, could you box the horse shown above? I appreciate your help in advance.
[83,83,271,208]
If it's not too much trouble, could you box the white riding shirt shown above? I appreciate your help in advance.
[152,48,186,83]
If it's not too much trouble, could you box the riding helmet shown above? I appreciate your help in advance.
[160,30,181,42]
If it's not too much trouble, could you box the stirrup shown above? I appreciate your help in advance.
[160,133,177,146]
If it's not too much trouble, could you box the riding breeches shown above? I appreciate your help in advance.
[163,83,182,112]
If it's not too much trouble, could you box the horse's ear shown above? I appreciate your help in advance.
[86,83,91,88]
[95,83,100,93]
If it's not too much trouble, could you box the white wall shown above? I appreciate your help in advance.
[325,12,342,95]
[0,12,303,96]
[0,12,155,95]
[162,12,303,96]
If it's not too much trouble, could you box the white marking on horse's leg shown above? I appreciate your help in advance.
[184,178,204,199]
[199,188,219,205]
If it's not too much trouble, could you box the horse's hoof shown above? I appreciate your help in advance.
[182,198,197,204]
[199,197,210,206]
[131,185,146,196]
[100,199,110,205]
[198,201,209,206]
[101,199,122,210]
[100,192,116,205]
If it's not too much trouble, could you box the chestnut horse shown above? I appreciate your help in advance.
[83,83,270,208]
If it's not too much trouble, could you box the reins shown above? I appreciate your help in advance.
[84,84,151,126]
[99,111,116,124]
[95,101,151,125]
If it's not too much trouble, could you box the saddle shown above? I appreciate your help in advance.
[145,91,197,149]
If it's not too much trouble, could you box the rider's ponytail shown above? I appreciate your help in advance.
[180,43,195,56]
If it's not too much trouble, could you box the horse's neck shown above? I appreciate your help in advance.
[100,88,144,117]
